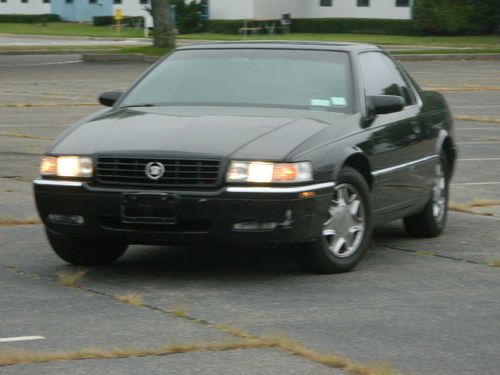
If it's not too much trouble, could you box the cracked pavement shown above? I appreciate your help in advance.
[0,55,499,374]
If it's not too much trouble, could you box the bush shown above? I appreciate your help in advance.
[172,0,204,34]
[205,20,242,34]
[207,18,415,35]
[93,16,144,27]
[291,18,416,35]
[0,14,60,23]
[413,0,499,35]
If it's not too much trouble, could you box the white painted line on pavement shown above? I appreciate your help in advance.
[458,158,500,161]
[452,182,500,186]
[458,141,500,144]
[459,128,500,130]
[0,336,45,343]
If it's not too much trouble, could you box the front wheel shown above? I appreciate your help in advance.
[403,152,449,238]
[294,167,373,274]
[46,230,127,266]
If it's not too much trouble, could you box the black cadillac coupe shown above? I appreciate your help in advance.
[34,42,456,273]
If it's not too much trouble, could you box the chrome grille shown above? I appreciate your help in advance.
[95,156,222,188]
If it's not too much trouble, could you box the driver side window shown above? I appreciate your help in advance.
[359,52,414,106]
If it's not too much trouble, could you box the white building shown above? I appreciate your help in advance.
[0,0,412,21]
[209,0,413,20]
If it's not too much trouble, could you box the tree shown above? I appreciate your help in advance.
[151,0,176,49]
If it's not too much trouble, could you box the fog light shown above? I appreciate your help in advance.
[233,222,278,230]
[48,214,84,224]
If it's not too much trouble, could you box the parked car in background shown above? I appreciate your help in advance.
[34,42,456,273]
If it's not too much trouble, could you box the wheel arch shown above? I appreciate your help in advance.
[338,151,373,191]
[437,131,457,177]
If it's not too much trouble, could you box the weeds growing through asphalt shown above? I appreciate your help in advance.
[57,270,87,288]
[0,217,41,226]
[115,293,142,307]
[449,199,500,216]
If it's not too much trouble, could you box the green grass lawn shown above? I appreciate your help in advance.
[178,32,500,48]
[0,22,145,38]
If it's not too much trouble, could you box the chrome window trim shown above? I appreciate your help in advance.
[33,179,83,187]
[372,155,438,177]
[226,182,335,194]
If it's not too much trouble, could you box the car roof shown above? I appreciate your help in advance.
[176,41,381,53]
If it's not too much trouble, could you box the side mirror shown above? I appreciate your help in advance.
[98,91,124,107]
[367,95,405,116]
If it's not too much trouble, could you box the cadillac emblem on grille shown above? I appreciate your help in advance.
[145,161,165,180]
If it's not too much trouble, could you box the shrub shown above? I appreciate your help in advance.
[290,18,415,35]
[206,18,415,35]
[172,0,205,34]
[93,16,144,27]
[0,14,60,23]
[413,0,499,35]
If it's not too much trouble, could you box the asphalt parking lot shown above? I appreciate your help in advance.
[0,54,499,375]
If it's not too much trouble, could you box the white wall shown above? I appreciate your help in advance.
[253,0,305,19]
[113,1,150,20]
[305,0,412,20]
[209,0,255,19]
[209,0,411,20]
[0,0,51,15]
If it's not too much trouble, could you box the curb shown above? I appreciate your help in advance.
[82,53,160,63]
[81,52,500,63]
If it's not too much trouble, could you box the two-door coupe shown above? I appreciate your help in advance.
[34,42,456,273]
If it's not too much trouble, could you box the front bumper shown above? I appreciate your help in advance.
[34,179,334,245]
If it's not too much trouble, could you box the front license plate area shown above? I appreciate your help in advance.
[121,193,177,224]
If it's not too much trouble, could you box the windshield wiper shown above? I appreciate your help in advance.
[120,103,157,108]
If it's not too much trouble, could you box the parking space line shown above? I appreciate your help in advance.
[458,141,500,144]
[458,158,500,161]
[452,182,500,186]
[0,335,45,343]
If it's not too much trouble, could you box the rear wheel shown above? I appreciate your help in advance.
[294,167,372,274]
[46,231,127,266]
[403,152,449,238]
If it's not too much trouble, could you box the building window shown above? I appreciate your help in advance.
[357,0,369,6]
[396,0,410,6]
[114,0,121,4]
[89,0,96,3]
[43,0,50,3]
[0,0,7,3]
[21,0,28,3]
[65,0,73,3]
[139,0,148,4]
[320,0,332,6]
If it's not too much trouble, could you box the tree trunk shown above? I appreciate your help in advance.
[151,0,176,49]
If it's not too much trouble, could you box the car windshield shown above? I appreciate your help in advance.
[120,48,354,113]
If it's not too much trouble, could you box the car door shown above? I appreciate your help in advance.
[358,51,433,218]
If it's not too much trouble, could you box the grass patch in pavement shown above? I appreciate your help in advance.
[115,293,143,307]
[449,199,500,217]
[0,22,144,38]
[0,131,50,140]
[486,259,500,267]
[0,336,404,375]
[453,115,500,124]
[57,270,87,288]
[0,217,41,226]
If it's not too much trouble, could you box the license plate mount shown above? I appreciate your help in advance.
[121,193,177,225]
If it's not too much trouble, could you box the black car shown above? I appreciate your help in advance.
[34,42,456,273]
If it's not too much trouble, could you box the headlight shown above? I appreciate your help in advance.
[39,156,93,178]
[227,161,312,183]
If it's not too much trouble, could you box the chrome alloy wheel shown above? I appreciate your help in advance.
[322,183,366,258]
[432,162,447,222]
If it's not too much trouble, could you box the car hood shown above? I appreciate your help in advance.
[50,106,353,160]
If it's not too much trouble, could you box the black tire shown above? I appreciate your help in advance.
[403,152,449,238]
[46,230,127,266]
[294,167,373,274]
